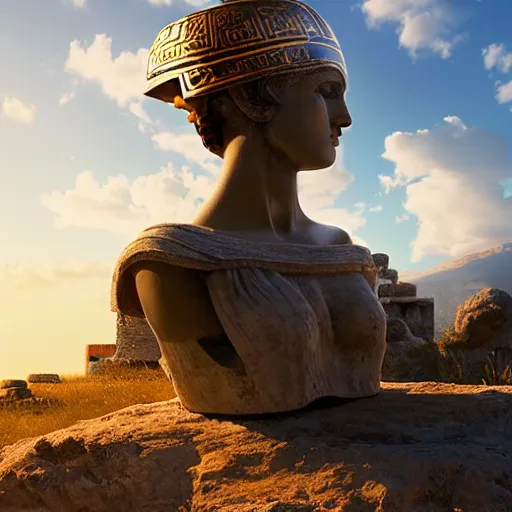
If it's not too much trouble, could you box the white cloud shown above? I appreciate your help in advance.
[298,154,366,237]
[41,165,218,236]
[147,0,215,6]
[1,96,37,124]
[68,0,87,7]
[378,116,512,262]
[482,44,512,110]
[368,205,383,213]
[483,43,512,74]
[65,34,148,107]
[59,91,76,105]
[152,130,222,176]
[361,0,465,59]
[395,213,410,224]
[42,149,366,241]
[129,100,154,133]
[496,80,512,105]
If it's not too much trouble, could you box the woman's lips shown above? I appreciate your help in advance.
[332,136,340,147]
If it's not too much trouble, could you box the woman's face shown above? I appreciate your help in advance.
[265,69,352,170]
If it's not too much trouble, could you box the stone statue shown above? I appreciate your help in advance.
[111,0,387,415]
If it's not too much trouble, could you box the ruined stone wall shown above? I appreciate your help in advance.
[114,314,161,362]
[380,297,435,343]
[372,252,435,343]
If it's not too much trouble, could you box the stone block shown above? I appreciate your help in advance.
[371,253,389,271]
[27,374,61,384]
[0,380,27,389]
[378,283,396,297]
[379,268,398,285]
[394,282,417,297]
[114,314,161,362]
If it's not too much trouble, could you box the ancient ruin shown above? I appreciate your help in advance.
[372,252,434,343]
[113,315,160,363]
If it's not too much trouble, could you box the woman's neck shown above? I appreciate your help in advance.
[193,135,308,237]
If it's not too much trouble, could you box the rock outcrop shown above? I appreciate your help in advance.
[0,380,32,401]
[0,380,57,410]
[1,382,511,512]
[439,287,512,383]
[453,287,512,350]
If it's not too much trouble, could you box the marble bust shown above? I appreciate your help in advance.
[112,0,387,415]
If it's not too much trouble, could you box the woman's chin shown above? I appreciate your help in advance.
[301,152,337,171]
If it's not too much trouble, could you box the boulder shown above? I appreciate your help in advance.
[0,380,27,389]
[386,316,417,344]
[27,374,62,384]
[453,288,512,350]
[1,383,511,512]
[381,316,440,382]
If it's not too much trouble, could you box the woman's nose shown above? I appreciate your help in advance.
[332,98,352,128]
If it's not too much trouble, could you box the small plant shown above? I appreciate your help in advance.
[482,353,512,386]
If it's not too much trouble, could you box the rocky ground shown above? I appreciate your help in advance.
[0,382,511,512]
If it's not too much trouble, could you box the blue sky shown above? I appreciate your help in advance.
[0,0,511,377]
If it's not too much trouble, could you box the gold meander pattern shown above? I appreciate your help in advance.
[145,0,347,99]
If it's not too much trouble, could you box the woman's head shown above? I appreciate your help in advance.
[170,66,351,170]
[145,0,351,168]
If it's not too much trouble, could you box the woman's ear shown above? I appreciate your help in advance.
[228,80,279,123]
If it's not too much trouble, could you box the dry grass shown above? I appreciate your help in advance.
[0,367,175,450]
[436,326,512,385]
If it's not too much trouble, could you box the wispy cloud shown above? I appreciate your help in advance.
[58,91,76,105]
[1,96,37,124]
[361,0,467,59]
[482,43,512,110]
[483,43,512,74]
[395,213,410,224]
[41,150,366,241]
[147,0,215,6]
[65,34,148,107]
[68,0,87,8]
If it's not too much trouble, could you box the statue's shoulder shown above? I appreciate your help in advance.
[305,220,353,246]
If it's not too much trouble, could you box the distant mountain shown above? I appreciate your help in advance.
[402,243,512,338]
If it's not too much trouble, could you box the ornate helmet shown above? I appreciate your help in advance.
[144,0,347,102]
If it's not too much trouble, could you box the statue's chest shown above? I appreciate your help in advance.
[205,268,385,349]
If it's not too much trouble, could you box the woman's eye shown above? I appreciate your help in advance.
[319,84,339,99]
